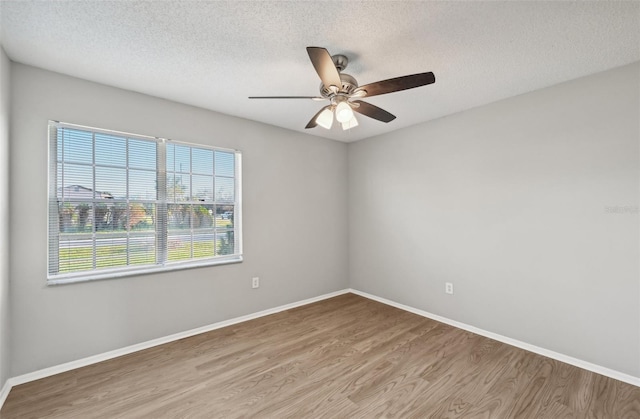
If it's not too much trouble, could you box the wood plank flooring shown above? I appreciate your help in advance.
[1,293,638,418]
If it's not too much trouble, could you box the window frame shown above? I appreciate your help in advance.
[47,121,243,285]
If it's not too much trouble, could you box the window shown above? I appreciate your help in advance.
[48,121,242,284]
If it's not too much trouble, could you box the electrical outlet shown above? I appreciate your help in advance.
[252,277,260,289]
[445,282,454,295]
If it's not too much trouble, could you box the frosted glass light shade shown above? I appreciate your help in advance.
[335,101,354,123]
[316,108,334,129]
[341,115,359,130]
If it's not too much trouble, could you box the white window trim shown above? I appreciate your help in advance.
[47,121,243,285]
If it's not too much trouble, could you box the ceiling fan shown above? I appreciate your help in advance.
[249,47,436,131]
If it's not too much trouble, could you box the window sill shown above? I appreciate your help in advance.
[47,255,243,285]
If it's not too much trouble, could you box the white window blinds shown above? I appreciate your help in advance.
[48,121,242,284]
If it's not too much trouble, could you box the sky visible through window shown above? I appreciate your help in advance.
[58,129,235,201]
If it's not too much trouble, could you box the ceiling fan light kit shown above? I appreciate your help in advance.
[335,100,354,123]
[316,107,334,129]
[249,47,435,131]
[342,116,359,130]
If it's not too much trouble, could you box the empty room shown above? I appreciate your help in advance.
[0,1,639,417]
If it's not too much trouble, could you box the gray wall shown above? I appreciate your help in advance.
[0,46,11,387]
[10,63,349,376]
[7,59,639,380]
[348,62,640,377]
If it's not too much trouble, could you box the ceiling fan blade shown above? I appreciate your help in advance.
[352,100,396,123]
[249,96,325,100]
[306,47,342,89]
[358,72,435,97]
[305,105,331,129]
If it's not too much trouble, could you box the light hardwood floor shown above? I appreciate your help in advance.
[1,293,638,418]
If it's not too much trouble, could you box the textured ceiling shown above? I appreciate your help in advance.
[1,1,639,142]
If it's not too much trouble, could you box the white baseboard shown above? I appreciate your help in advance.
[0,288,350,410]
[349,288,640,388]
[0,378,11,411]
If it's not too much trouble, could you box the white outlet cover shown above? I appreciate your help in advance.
[445,282,454,294]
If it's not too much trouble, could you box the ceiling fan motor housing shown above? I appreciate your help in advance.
[320,73,359,97]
